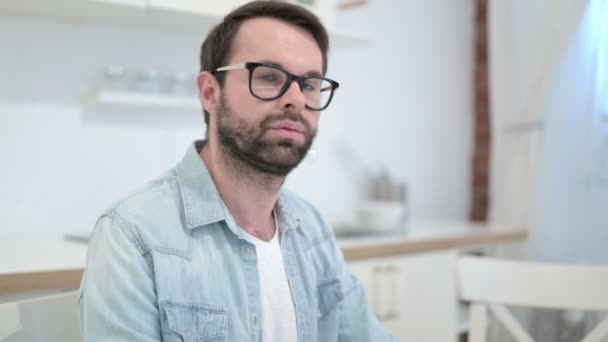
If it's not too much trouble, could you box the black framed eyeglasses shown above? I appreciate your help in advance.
[212,62,339,111]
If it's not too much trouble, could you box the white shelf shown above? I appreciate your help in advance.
[0,0,373,48]
[84,91,200,110]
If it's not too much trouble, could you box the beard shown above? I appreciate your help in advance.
[215,94,316,177]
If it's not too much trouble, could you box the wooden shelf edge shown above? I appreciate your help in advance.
[342,229,528,261]
[0,269,83,295]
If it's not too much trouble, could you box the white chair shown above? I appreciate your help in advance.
[457,256,608,342]
[0,291,81,342]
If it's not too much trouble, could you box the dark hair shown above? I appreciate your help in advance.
[199,0,329,126]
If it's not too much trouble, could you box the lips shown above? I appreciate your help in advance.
[267,120,306,134]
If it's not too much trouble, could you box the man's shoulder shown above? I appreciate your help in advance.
[105,168,179,216]
[96,168,190,255]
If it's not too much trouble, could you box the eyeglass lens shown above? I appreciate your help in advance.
[251,65,333,110]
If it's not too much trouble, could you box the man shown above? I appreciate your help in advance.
[79,1,396,341]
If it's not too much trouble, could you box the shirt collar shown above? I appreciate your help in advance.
[176,140,226,230]
[276,191,300,233]
[175,140,300,232]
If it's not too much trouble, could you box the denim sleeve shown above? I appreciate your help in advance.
[79,213,161,341]
[338,272,400,342]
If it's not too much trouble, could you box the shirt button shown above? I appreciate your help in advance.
[252,316,258,326]
[243,246,251,255]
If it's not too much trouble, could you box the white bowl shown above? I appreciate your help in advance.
[357,200,407,232]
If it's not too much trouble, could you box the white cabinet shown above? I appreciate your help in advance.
[0,0,370,47]
[89,0,146,8]
[148,0,335,30]
[283,0,335,30]
[348,250,459,342]
[147,0,244,18]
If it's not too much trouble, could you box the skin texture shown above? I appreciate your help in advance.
[196,17,323,241]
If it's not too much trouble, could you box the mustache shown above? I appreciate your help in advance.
[258,111,312,133]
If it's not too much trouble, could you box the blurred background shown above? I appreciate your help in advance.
[0,0,606,341]
[0,0,475,237]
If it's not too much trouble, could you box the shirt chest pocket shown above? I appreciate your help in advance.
[161,301,227,342]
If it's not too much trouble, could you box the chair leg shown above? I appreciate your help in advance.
[581,316,608,342]
[469,303,487,342]
[489,304,534,342]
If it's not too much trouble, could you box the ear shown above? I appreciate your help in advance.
[197,71,220,114]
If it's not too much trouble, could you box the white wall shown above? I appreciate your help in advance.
[0,0,474,237]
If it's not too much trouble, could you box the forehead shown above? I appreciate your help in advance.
[228,17,323,75]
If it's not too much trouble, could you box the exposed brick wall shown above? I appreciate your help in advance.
[471,0,491,222]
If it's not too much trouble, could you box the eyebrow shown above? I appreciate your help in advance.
[257,60,323,78]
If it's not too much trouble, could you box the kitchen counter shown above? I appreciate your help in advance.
[0,221,526,294]
[0,239,87,295]
[338,220,527,261]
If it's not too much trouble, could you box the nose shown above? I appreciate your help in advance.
[277,80,307,112]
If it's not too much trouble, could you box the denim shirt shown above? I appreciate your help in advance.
[79,141,397,342]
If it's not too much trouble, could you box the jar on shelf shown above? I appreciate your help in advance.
[132,69,162,94]
[100,65,128,93]
[165,71,197,97]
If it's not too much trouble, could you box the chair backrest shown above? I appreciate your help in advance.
[0,291,82,342]
[457,256,608,342]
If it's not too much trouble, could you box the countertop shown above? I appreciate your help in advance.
[0,239,87,295]
[337,220,527,261]
[0,220,526,294]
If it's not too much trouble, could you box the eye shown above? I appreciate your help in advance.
[253,67,286,86]
[301,83,315,91]
[302,78,322,92]
[258,73,279,82]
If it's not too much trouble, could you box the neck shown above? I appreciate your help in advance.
[200,141,282,241]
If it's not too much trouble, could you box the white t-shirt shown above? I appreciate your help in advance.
[245,214,298,342]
